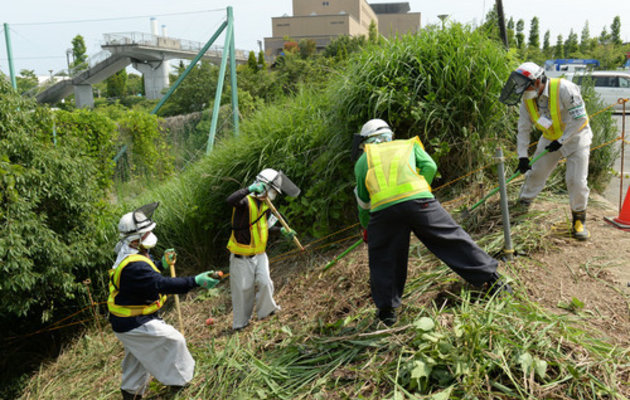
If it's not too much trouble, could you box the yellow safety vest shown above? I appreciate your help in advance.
[524,78,565,140]
[226,195,269,255]
[107,254,167,318]
[365,136,431,210]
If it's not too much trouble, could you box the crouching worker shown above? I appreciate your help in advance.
[353,119,513,327]
[226,168,301,331]
[108,202,220,400]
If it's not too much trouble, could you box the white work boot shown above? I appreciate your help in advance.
[571,210,590,241]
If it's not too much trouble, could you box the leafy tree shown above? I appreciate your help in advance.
[298,39,317,59]
[580,21,591,52]
[323,35,367,59]
[71,34,88,71]
[105,68,128,98]
[126,72,144,96]
[0,76,115,321]
[368,20,379,44]
[528,17,540,48]
[247,51,258,72]
[610,16,622,45]
[542,30,552,58]
[506,18,516,48]
[159,61,221,116]
[554,34,564,58]
[257,51,267,70]
[599,27,610,45]
[516,19,525,49]
[16,69,38,94]
[564,29,579,58]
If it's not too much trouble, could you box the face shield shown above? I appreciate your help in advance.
[499,71,534,106]
[256,170,301,198]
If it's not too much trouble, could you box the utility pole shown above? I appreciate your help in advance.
[3,23,17,89]
[495,0,509,49]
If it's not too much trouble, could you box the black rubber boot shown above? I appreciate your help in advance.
[121,389,141,400]
[485,273,513,296]
[571,210,590,241]
[377,307,396,327]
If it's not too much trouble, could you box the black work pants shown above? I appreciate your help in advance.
[367,198,498,310]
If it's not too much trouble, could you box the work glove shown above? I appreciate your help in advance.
[280,227,296,240]
[195,272,220,289]
[161,248,176,270]
[208,270,224,279]
[248,181,267,194]
[517,157,531,174]
[545,140,562,153]
[362,228,368,243]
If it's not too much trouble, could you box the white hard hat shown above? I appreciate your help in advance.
[499,62,546,106]
[359,119,393,139]
[515,62,544,81]
[255,168,301,197]
[118,202,158,239]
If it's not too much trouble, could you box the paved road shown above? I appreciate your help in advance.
[601,113,630,211]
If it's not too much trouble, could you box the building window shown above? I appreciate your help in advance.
[323,1,329,6]
[277,23,290,27]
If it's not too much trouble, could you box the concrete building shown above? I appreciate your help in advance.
[264,0,421,59]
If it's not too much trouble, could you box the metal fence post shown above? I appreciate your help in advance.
[496,147,514,260]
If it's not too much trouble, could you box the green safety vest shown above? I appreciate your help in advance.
[364,136,431,210]
[524,78,566,140]
[107,254,167,318]
[226,195,269,256]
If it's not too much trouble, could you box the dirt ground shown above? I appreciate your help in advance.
[508,193,630,344]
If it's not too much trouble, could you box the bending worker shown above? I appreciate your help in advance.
[226,168,300,331]
[108,202,219,400]
[353,119,512,326]
[499,61,592,240]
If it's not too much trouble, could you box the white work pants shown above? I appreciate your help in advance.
[229,252,280,329]
[519,136,591,211]
[114,319,195,396]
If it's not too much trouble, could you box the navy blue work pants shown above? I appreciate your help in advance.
[367,198,498,310]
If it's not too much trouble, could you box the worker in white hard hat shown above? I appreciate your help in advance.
[500,61,592,240]
[108,202,220,400]
[226,169,301,331]
[353,119,512,326]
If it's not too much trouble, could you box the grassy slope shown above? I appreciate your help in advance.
[19,191,630,400]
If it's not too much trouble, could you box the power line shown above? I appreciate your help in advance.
[11,9,226,26]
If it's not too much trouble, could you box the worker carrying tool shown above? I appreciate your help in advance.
[499,61,592,240]
[353,119,512,326]
[108,202,219,400]
[226,168,301,331]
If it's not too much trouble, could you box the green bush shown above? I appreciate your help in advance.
[0,77,116,321]
[332,24,516,185]
[53,108,118,190]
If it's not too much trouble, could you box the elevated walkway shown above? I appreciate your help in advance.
[36,32,248,108]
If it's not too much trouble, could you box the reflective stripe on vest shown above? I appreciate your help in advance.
[365,136,431,210]
[107,254,167,318]
[226,195,269,255]
[524,78,565,140]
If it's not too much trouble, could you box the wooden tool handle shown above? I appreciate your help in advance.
[168,262,185,335]
[265,198,304,251]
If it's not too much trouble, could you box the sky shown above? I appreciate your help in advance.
[1,0,630,76]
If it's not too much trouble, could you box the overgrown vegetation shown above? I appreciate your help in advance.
[2,17,626,400]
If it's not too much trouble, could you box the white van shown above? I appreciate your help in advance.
[570,71,630,112]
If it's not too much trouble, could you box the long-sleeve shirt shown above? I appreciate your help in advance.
[354,141,438,228]
[109,254,197,333]
[226,188,280,248]
[517,78,592,158]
